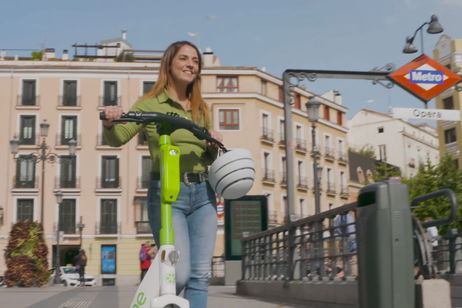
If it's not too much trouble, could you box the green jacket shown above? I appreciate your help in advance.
[103,90,217,173]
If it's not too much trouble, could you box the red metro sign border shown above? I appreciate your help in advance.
[388,54,461,102]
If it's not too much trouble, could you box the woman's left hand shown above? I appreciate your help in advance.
[208,130,223,146]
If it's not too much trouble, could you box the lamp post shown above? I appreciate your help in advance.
[9,119,77,225]
[77,216,85,249]
[306,98,322,215]
[402,14,443,54]
[54,190,63,284]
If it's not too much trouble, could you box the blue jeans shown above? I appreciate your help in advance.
[148,180,217,308]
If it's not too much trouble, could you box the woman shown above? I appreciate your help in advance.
[103,41,222,308]
[74,249,87,287]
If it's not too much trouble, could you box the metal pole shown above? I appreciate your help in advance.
[312,122,321,215]
[40,140,46,225]
[54,203,60,284]
[79,216,83,248]
[282,73,295,224]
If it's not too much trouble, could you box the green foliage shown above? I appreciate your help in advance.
[31,51,43,60]
[372,160,401,183]
[403,155,462,233]
[356,145,376,159]
[4,221,50,287]
[115,51,134,62]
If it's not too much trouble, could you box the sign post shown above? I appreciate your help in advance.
[391,107,460,121]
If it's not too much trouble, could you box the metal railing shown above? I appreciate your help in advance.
[241,202,358,282]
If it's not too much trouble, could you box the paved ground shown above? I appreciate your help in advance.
[0,285,309,308]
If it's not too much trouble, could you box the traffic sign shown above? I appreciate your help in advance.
[388,54,461,102]
[391,107,460,121]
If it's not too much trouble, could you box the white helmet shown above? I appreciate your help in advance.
[208,148,255,199]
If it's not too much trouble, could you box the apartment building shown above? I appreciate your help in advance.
[433,35,462,166]
[0,35,349,285]
[348,109,439,178]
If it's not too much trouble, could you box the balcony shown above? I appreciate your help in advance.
[278,132,285,148]
[55,176,80,189]
[260,127,274,144]
[58,95,81,108]
[262,168,276,185]
[280,171,287,187]
[56,133,81,147]
[268,211,278,226]
[296,176,309,191]
[99,96,121,107]
[13,176,39,189]
[135,221,151,234]
[324,147,335,161]
[96,176,121,190]
[340,186,349,199]
[338,151,348,165]
[295,138,307,153]
[17,95,40,108]
[326,183,336,196]
[96,221,121,235]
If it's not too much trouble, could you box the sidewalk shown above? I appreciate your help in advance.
[0,285,308,308]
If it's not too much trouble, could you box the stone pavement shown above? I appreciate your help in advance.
[0,285,309,308]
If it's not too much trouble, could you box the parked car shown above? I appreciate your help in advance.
[52,266,97,287]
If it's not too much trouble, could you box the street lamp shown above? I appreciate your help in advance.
[306,98,322,215]
[9,119,77,224]
[54,190,63,284]
[402,14,443,54]
[77,216,85,249]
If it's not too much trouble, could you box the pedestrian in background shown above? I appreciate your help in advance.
[139,242,152,282]
[74,249,87,287]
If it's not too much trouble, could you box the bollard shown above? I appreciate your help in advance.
[357,181,414,308]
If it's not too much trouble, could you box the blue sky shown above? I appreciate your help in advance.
[2,0,462,119]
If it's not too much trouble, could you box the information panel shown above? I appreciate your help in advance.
[224,195,267,260]
[101,244,117,274]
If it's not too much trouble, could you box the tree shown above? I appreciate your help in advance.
[4,221,50,287]
[403,155,462,233]
[372,160,401,183]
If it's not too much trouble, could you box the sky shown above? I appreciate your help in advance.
[2,0,462,120]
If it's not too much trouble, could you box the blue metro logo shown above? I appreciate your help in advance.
[409,70,444,84]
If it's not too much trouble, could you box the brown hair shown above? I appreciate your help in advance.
[143,41,209,127]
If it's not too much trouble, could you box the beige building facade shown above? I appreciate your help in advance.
[434,35,462,165]
[0,42,349,285]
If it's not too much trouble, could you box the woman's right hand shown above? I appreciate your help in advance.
[102,106,125,128]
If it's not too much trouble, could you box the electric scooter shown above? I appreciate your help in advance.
[100,111,226,308]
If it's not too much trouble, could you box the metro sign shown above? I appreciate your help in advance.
[388,54,461,102]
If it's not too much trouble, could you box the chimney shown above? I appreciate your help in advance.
[121,30,127,40]
[44,48,55,60]
[203,47,221,67]
[62,49,69,60]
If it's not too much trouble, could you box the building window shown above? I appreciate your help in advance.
[59,199,76,234]
[378,127,384,133]
[22,80,36,106]
[103,81,118,106]
[444,128,457,144]
[62,80,77,106]
[61,116,77,145]
[19,115,36,145]
[100,199,117,234]
[324,105,330,121]
[337,111,343,126]
[16,156,36,188]
[278,87,283,102]
[101,156,119,188]
[17,199,34,222]
[294,94,301,109]
[218,109,239,130]
[261,80,267,96]
[143,81,155,94]
[378,144,387,161]
[134,197,151,234]
[216,76,238,93]
[443,96,454,110]
[141,156,151,189]
[60,156,76,188]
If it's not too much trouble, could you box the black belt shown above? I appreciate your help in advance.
[150,171,208,185]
